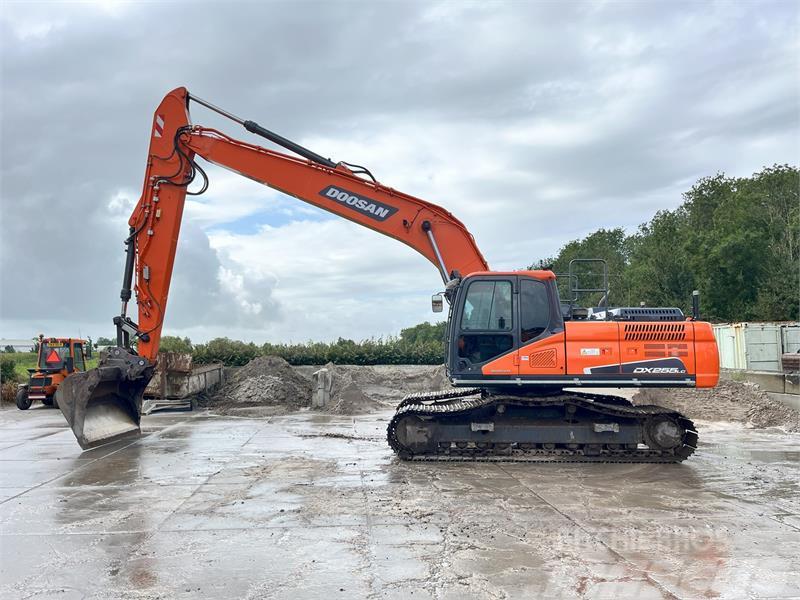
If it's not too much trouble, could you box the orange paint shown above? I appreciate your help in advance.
[564,322,620,375]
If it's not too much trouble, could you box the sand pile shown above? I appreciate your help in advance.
[209,360,451,415]
[297,363,449,406]
[213,356,312,412]
[316,363,449,414]
[297,363,451,414]
[319,364,375,414]
[634,379,799,431]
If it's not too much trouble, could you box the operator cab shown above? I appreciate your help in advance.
[446,271,564,382]
[38,339,86,373]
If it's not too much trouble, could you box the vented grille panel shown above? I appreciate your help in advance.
[624,323,687,341]
[529,348,557,368]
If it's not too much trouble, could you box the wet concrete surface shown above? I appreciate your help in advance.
[0,406,798,599]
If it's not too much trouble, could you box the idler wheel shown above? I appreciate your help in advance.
[644,415,684,450]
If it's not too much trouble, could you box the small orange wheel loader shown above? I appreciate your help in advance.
[16,336,89,410]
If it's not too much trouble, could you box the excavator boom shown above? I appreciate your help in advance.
[125,88,487,362]
[57,87,488,448]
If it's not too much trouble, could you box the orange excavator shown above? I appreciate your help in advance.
[57,88,719,461]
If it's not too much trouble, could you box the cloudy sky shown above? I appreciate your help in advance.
[1,1,797,345]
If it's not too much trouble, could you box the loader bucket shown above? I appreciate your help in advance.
[56,348,154,450]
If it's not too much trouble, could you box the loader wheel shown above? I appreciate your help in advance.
[42,397,54,407]
[16,388,32,411]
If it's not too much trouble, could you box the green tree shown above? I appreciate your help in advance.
[627,208,695,311]
[159,336,193,354]
[742,165,799,320]
[530,165,799,321]
[0,357,17,383]
[680,167,799,320]
[95,337,115,347]
[193,337,260,366]
[399,321,446,345]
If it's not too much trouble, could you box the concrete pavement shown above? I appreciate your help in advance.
[1,406,798,599]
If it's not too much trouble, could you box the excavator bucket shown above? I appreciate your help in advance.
[56,348,154,450]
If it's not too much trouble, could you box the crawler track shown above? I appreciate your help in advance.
[387,389,697,463]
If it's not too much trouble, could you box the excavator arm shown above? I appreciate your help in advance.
[57,87,488,448]
[126,87,488,361]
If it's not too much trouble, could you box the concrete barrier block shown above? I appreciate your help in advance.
[784,373,800,395]
[720,369,746,382]
[743,371,785,394]
[767,392,800,412]
[312,368,332,408]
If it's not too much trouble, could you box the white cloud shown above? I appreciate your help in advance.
[207,218,443,342]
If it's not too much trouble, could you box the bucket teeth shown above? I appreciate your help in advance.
[56,348,154,450]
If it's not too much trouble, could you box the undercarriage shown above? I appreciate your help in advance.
[387,388,697,463]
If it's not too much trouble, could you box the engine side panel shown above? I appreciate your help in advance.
[564,322,620,376]
[616,321,695,379]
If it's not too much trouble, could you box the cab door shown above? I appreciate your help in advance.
[462,276,567,380]
[517,278,567,377]
[450,277,516,378]
[71,343,86,372]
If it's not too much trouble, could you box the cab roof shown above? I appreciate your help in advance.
[464,270,556,280]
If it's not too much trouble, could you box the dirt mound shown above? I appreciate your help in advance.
[297,364,449,403]
[322,365,374,414]
[303,363,452,414]
[213,356,312,412]
[633,379,799,431]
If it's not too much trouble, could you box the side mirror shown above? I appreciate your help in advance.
[431,293,444,313]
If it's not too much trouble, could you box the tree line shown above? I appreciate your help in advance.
[162,321,448,366]
[532,165,799,322]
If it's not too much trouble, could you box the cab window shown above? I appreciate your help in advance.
[73,344,86,371]
[461,281,512,331]
[520,279,550,342]
[458,280,514,364]
[39,343,69,368]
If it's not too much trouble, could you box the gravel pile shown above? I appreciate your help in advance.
[634,379,799,432]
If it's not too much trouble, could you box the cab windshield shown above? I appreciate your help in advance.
[39,343,70,368]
